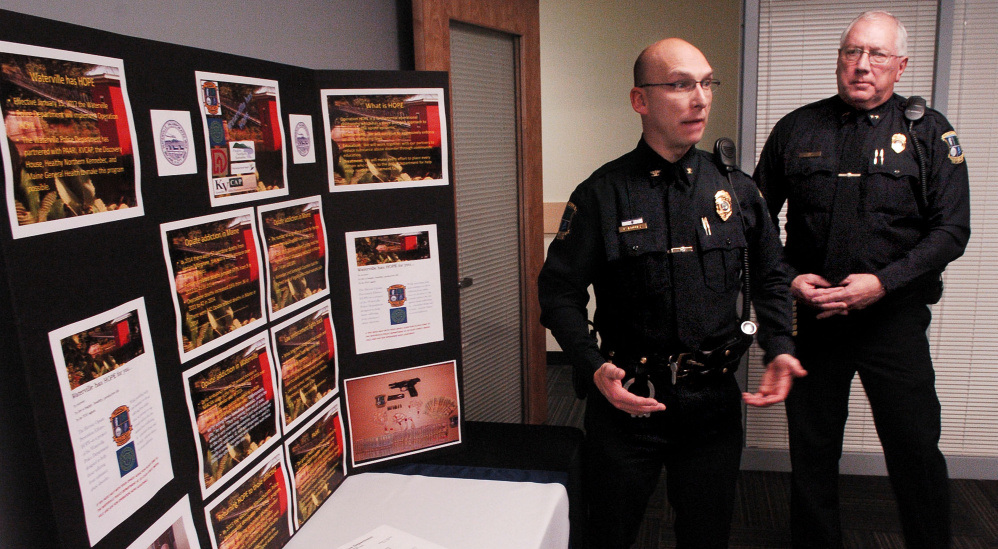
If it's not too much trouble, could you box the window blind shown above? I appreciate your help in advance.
[449,23,524,423]
[926,0,998,457]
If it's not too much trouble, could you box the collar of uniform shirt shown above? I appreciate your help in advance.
[834,93,894,128]
[636,138,697,189]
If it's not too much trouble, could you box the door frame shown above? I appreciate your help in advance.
[411,0,546,424]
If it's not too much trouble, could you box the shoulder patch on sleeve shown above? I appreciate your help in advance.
[941,131,965,164]
[556,202,578,240]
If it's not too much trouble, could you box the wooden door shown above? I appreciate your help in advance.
[412,0,546,423]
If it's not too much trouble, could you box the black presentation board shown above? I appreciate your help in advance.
[0,9,462,549]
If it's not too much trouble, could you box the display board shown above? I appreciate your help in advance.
[0,10,463,549]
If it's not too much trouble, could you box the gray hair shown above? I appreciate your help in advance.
[840,10,908,56]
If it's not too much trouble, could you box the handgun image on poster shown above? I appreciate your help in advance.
[343,360,461,468]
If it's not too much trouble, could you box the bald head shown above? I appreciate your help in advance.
[633,38,708,87]
[630,38,714,162]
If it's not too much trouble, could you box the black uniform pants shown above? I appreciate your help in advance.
[787,300,950,549]
[583,379,743,549]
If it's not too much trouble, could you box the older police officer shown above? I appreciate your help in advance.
[755,11,971,549]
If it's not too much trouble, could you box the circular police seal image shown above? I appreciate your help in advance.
[158,120,189,166]
[294,121,311,157]
[116,442,138,476]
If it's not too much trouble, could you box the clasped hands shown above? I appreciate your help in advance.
[791,272,886,319]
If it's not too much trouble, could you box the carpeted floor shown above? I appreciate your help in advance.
[544,361,998,549]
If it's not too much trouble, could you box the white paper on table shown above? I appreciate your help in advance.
[336,524,450,549]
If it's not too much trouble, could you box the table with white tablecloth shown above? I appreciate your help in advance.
[285,472,570,549]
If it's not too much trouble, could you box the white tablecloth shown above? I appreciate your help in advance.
[285,472,570,549]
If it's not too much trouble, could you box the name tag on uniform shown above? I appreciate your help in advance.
[618,218,647,233]
[798,151,822,158]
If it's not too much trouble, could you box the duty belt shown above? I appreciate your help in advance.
[607,350,736,387]
[606,333,752,388]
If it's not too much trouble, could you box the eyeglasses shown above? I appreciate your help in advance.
[638,79,721,93]
[839,47,902,66]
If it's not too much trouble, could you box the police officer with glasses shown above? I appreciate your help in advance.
[540,38,803,549]
[755,10,971,549]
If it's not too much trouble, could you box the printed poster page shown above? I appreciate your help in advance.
[270,300,339,431]
[257,196,329,320]
[0,41,143,239]
[47,298,173,545]
[285,400,345,529]
[344,360,461,468]
[336,525,450,549]
[321,88,448,192]
[161,208,266,363]
[182,334,280,498]
[204,449,293,549]
[345,225,444,354]
[195,71,287,207]
[124,496,198,549]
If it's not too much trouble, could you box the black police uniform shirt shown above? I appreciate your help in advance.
[754,94,970,303]
[538,139,795,378]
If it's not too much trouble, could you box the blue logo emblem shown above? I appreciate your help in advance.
[207,117,226,148]
[390,307,408,325]
[117,442,138,476]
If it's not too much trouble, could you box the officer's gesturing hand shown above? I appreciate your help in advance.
[593,362,667,416]
[742,353,807,407]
